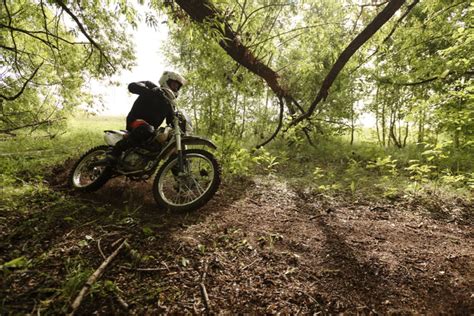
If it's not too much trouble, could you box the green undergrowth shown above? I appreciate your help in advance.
[215,134,474,202]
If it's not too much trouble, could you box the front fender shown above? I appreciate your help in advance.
[157,136,217,161]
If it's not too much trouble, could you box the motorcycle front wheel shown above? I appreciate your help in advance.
[69,145,112,192]
[152,149,221,212]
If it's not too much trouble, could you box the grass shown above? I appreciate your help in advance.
[0,115,122,174]
[0,115,123,211]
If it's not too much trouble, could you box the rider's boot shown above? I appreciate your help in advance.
[91,139,129,167]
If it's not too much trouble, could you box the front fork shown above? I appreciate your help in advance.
[174,115,186,174]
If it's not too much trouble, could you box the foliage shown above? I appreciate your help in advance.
[1,0,135,135]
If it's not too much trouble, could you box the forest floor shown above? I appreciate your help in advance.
[1,159,473,315]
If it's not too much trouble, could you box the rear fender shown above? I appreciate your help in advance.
[157,136,217,161]
[104,130,128,146]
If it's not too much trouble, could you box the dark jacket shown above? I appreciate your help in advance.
[126,81,174,131]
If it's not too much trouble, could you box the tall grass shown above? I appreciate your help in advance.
[0,115,124,211]
[0,115,123,177]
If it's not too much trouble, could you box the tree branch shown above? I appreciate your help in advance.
[0,117,63,135]
[0,23,90,46]
[0,63,43,101]
[256,96,284,148]
[350,0,422,74]
[377,71,474,86]
[290,0,407,128]
[52,0,115,71]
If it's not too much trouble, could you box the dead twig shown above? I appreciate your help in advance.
[119,266,168,272]
[68,238,128,316]
[199,261,210,314]
[241,258,261,271]
[97,239,106,260]
[114,292,129,310]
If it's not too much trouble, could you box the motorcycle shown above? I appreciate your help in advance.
[69,102,221,212]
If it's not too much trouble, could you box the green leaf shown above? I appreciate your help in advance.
[181,257,190,267]
[440,69,450,78]
[142,227,154,236]
[1,256,29,269]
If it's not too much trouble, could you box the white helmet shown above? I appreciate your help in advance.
[159,71,186,98]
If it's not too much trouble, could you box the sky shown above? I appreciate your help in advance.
[91,22,170,116]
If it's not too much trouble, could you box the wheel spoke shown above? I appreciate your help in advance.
[156,152,216,208]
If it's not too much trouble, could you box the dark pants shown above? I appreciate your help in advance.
[110,120,154,157]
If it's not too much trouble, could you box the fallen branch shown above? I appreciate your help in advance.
[97,239,106,260]
[241,258,261,271]
[114,292,129,310]
[68,238,128,316]
[0,117,64,135]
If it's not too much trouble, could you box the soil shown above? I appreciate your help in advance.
[1,160,473,314]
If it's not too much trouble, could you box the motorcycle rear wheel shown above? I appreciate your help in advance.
[69,145,113,192]
[152,149,221,212]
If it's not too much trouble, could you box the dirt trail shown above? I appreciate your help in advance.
[1,163,473,314]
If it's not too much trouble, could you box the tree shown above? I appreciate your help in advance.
[0,0,135,135]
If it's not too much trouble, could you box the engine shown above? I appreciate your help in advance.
[120,149,151,171]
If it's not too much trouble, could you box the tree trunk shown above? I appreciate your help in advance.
[350,101,355,146]
[374,87,382,146]
[417,108,425,144]
[381,99,386,147]
[240,95,246,139]
[454,129,460,149]
[389,110,401,148]
[403,121,409,147]
[398,117,402,147]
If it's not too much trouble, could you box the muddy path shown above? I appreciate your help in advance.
[1,161,473,314]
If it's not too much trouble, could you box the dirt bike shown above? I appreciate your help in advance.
[69,105,221,212]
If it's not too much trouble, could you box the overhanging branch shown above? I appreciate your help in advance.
[0,63,43,101]
[53,0,115,71]
[174,0,288,97]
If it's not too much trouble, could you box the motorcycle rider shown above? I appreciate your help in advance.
[100,71,186,165]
